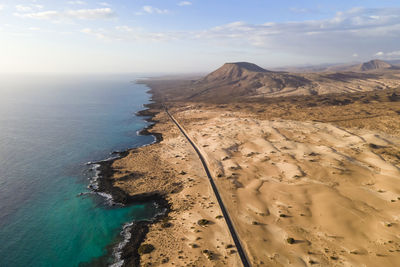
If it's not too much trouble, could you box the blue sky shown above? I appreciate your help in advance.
[1,0,400,73]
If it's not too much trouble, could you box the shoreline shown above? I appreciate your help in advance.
[91,89,170,266]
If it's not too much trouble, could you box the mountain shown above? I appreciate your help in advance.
[319,60,395,72]
[202,62,269,82]
[145,61,400,103]
[188,62,311,100]
[353,59,394,71]
[324,59,396,72]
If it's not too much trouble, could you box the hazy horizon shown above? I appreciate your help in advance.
[1,0,400,73]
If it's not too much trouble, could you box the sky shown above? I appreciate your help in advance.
[1,0,400,73]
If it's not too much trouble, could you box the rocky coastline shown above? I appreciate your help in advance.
[94,99,170,266]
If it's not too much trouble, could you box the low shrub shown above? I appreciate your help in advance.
[138,244,155,255]
[197,219,211,226]
[287,237,295,244]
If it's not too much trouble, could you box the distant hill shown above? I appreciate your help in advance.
[323,59,400,72]
[275,59,400,73]
[388,59,400,66]
[352,59,394,71]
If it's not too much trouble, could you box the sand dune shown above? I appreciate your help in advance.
[171,108,400,266]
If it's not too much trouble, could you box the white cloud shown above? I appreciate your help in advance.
[178,1,192,6]
[386,50,400,57]
[353,53,359,57]
[81,28,106,39]
[68,1,86,5]
[0,5,4,11]
[190,7,400,58]
[143,5,169,14]
[16,5,32,12]
[81,7,400,61]
[81,26,178,42]
[115,25,134,32]
[15,10,59,19]
[373,50,400,59]
[14,8,116,20]
[15,4,43,12]
[98,2,110,7]
[66,8,115,19]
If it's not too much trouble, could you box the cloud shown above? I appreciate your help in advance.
[386,50,400,58]
[199,8,400,40]
[66,8,115,19]
[142,5,169,14]
[81,28,106,39]
[0,5,4,11]
[373,50,400,59]
[289,7,316,14]
[81,7,400,61]
[98,2,110,7]
[115,25,134,32]
[15,10,59,20]
[67,1,86,5]
[14,8,116,20]
[81,26,179,42]
[16,5,32,12]
[178,1,192,6]
[15,4,43,12]
[190,7,400,58]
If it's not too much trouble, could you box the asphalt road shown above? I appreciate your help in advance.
[165,108,251,267]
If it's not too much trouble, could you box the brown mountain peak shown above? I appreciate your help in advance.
[203,62,269,82]
[223,62,269,72]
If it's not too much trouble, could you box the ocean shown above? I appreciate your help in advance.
[0,74,160,266]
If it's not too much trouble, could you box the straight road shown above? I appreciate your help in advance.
[165,108,251,267]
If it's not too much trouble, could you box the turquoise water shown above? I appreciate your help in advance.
[0,74,159,266]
